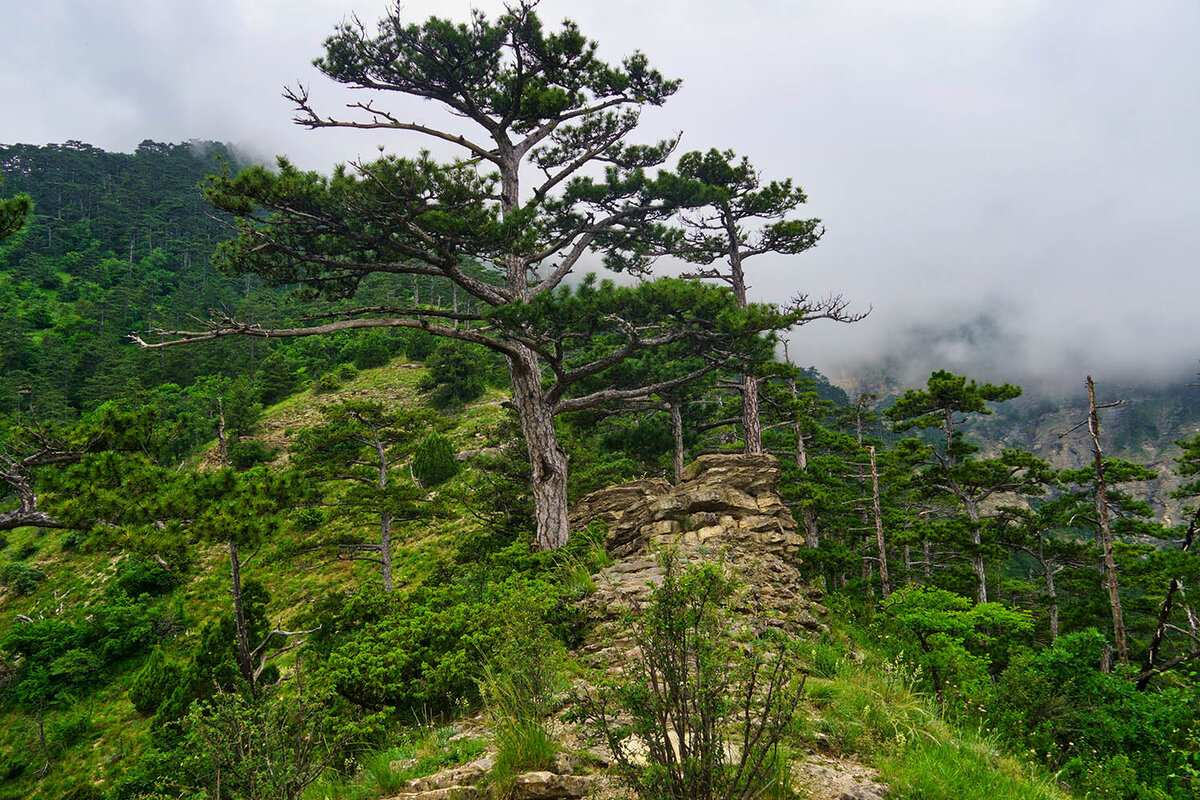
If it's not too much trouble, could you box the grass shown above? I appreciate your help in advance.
[301,726,487,800]
[800,639,1070,800]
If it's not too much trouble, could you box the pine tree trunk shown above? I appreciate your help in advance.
[668,401,685,484]
[869,446,891,597]
[789,376,819,547]
[742,374,762,454]
[508,344,571,550]
[380,512,393,593]
[374,433,394,592]
[965,497,987,604]
[1088,376,1129,665]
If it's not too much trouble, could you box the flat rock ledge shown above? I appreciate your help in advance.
[570,454,826,635]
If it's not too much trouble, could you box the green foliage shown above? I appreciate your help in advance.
[130,648,182,716]
[179,676,341,800]
[0,561,46,595]
[420,341,490,407]
[313,371,343,394]
[481,628,564,795]
[989,630,1200,799]
[879,585,1032,704]
[324,575,563,717]
[580,554,805,800]
[113,556,181,598]
[227,439,280,469]
[412,433,458,487]
[345,330,394,370]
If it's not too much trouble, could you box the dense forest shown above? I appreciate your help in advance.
[1,4,1198,800]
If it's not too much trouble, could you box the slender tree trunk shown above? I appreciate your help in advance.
[216,394,228,466]
[1088,375,1129,665]
[668,401,685,484]
[380,512,393,593]
[742,374,763,454]
[922,540,932,580]
[869,446,891,598]
[228,540,255,686]
[1038,535,1061,641]
[508,344,570,550]
[374,433,394,593]
[786,366,819,547]
[965,497,987,604]
[1139,506,1198,689]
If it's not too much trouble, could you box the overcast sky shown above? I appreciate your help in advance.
[3,0,1198,390]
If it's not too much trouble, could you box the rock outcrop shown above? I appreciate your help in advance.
[570,453,826,634]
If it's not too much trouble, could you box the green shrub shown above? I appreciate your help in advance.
[412,433,458,487]
[421,341,488,407]
[579,553,806,800]
[404,330,438,362]
[227,440,280,469]
[327,577,561,717]
[336,362,359,381]
[115,556,180,598]
[348,331,393,370]
[1,562,46,595]
[130,648,182,716]
[313,372,342,394]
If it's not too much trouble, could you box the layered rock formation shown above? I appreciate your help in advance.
[570,453,826,633]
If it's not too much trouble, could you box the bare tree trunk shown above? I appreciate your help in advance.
[869,446,891,597]
[1139,506,1197,689]
[374,432,394,593]
[922,540,932,580]
[1088,375,1128,666]
[668,401,685,484]
[509,345,570,550]
[228,540,255,686]
[216,394,229,466]
[785,363,819,547]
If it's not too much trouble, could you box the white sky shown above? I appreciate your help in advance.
[3,0,1199,388]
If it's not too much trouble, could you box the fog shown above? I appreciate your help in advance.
[4,0,1198,390]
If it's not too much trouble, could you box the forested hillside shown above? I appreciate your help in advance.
[1,4,1198,800]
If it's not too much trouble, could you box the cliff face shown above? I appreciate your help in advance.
[569,453,826,634]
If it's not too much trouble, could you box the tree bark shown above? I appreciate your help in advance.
[1138,506,1198,689]
[216,394,229,466]
[869,446,892,597]
[668,401,685,484]
[742,373,763,454]
[374,432,394,593]
[965,497,987,605]
[508,344,571,550]
[1088,375,1129,666]
[228,540,255,686]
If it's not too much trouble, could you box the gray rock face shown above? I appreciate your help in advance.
[570,454,826,633]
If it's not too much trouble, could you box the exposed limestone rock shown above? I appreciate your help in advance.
[792,754,889,800]
[570,454,826,635]
[405,758,492,791]
[510,771,593,800]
